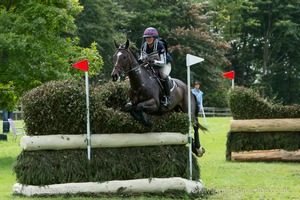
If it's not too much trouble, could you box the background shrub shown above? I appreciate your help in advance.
[21,80,190,135]
[228,86,300,119]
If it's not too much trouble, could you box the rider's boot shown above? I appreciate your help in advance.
[161,77,171,107]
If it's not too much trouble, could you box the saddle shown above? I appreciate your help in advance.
[144,64,174,93]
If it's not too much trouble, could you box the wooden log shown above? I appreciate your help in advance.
[13,177,204,196]
[20,132,188,151]
[230,118,300,132]
[231,149,300,161]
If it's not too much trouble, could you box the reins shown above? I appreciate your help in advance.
[114,47,163,93]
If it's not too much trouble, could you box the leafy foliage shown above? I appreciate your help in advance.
[229,86,300,119]
[75,0,127,79]
[211,0,300,105]
[14,146,200,185]
[0,82,17,111]
[21,80,190,135]
[0,0,103,103]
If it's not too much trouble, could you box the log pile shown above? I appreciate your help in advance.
[228,119,300,162]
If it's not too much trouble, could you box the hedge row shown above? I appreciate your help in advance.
[14,146,200,185]
[228,86,300,119]
[21,80,189,135]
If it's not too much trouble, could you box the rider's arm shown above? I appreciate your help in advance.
[139,43,147,62]
[153,42,167,68]
[153,53,167,68]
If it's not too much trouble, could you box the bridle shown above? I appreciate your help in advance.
[114,48,139,74]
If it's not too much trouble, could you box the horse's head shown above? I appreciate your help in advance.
[111,39,136,82]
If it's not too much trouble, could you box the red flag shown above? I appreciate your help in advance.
[222,70,234,80]
[72,59,88,72]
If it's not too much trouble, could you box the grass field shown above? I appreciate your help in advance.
[0,118,299,200]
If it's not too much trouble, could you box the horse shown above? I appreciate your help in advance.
[111,39,206,157]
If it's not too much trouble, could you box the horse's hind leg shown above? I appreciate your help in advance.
[192,124,205,157]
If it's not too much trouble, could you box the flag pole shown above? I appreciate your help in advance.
[187,64,193,180]
[222,70,235,91]
[186,54,204,180]
[85,71,91,161]
[72,59,91,161]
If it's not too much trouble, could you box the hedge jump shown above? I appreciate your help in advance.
[14,132,204,197]
[228,119,300,162]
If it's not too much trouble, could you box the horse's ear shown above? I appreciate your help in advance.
[114,40,119,49]
[125,39,129,49]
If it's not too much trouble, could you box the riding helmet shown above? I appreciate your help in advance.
[194,81,200,85]
[143,27,158,38]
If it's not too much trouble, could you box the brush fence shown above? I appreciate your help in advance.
[229,119,300,161]
[13,132,204,196]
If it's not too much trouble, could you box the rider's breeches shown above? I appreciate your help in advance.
[157,63,171,79]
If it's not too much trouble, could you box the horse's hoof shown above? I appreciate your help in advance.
[124,102,133,112]
[196,147,205,157]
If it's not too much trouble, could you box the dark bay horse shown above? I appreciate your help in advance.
[111,39,206,157]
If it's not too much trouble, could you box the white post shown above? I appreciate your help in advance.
[85,71,91,161]
[186,54,204,180]
[187,65,193,180]
[232,79,234,90]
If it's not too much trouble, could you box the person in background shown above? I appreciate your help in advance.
[192,81,203,111]
[2,109,13,133]
[139,27,172,107]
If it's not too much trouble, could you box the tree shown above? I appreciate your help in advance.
[0,0,103,107]
[211,0,300,105]
[75,0,128,81]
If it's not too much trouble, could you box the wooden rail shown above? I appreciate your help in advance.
[201,107,231,117]
[0,111,24,120]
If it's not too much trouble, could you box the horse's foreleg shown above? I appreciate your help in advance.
[130,110,153,127]
[124,103,153,127]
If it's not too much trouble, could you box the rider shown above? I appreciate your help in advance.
[139,27,172,107]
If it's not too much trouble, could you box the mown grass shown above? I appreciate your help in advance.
[0,118,299,200]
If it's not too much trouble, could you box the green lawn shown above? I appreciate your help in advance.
[0,118,299,200]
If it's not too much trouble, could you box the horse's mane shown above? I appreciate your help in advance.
[128,47,139,61]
